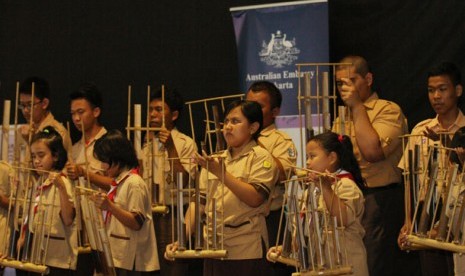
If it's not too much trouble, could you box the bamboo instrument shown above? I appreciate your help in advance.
[268,168,353,275]
[79,119,116,276]
[211,105,224,152]
[436,164,458,241]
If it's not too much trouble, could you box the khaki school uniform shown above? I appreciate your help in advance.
[106,170,159,272]
[71,127,107,189]
[30,175,78,270]
[141,128,197,205]
[18,112,72,154]
[318,172,368,276]
[258,123,297,211]
[199,140,279,259]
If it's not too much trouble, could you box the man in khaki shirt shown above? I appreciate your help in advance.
[333,56,411,276]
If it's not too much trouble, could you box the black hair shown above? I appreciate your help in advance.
[93,129,139,170]
[30,126,68,171]
[247,81,282,109]
[69,82,103,110]
[150,86,184,121]
[310,132,365,190]
[450,126,465,170]
[427,62,462,86]
[337,55,371,77]
[19,77,50,109]
[223,100,263,141]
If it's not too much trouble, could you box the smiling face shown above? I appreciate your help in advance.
[428,75,462,117]
[222,106,259,150]
[31,140,56,174]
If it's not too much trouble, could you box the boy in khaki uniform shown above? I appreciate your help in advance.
[17,77,72,153]
[66,83,111,191]
[140,87,198,276]
[398,62,464,276]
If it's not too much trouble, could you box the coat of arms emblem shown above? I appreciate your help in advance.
[259,30,300,68]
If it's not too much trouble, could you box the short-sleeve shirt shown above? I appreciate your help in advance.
[106,170,159,271]
[258,124,297,210]
[332,93,408,187]
[399,111,465,171]
[318,171,368,276]
[31,174,78,269]
[18,112,72,154]
[71,127,107,189]
[141,128,197,205]
[199,140,279,259]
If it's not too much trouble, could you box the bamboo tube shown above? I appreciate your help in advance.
[2,100,11,161]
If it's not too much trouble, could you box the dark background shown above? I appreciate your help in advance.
[1,0,465,143]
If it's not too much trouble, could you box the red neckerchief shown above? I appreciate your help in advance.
[336,169,354,181]
[105,168,139,223]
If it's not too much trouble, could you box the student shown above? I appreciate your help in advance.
[304,132,368,276]
[398,62,464,276]
[66,83,112,191]
[65,83,112,275]
[17,77,72,152]
[17,126,77,275]
[140,87,198,276]
[177,100,279,276]
[92,129,159,275]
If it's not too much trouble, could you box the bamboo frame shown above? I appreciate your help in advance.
[296,62,352,166]
[405,141,465,254]
[268,167,353,275]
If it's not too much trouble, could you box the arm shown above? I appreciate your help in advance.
[339,78,384,162]
[93,193,142,231]
[193,152,266,208]
[318,176,349,226]
[351,103,385,162]
[51,174,75,226]
[0,194,9,209]
[158,129,190,183]
[66,163,112,191]
[184,202,205,235]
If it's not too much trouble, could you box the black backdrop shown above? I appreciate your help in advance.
[1,0,465,143]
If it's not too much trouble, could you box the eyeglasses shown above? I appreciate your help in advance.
[18,101,42,111]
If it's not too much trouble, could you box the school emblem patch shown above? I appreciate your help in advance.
[288,147,296,158]
[263,160,272,169]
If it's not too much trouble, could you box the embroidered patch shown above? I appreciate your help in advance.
[263,160,272,169]
[287,147,296,158]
